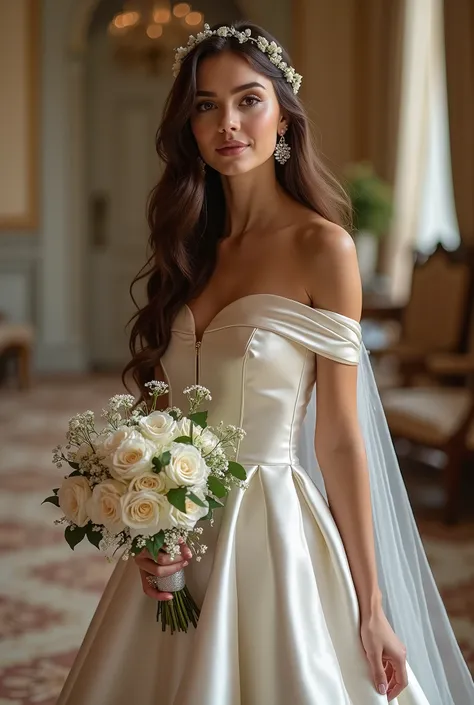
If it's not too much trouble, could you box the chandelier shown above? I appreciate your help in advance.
[108,1,205,74]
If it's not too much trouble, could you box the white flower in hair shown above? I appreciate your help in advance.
[172,23,303,95]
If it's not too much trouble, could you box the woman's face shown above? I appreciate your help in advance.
[190,51,288,176]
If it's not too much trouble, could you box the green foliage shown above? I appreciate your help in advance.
[86,524,102,549]
[188,411,208,429]
[152,451,171,473]
[146,531,165,560]
[206,495,224,509]
[227,461,247,481]
[167,487,187,512]
[344,162,392,238]
[65,523,88,550]
[207,476,227,498]
[68,461,80,470]
[187,491,207,508]
[42,495,60,507]
[173,436,193,444]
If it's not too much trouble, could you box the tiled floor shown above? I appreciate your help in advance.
[0,375,473,704]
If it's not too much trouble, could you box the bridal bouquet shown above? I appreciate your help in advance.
[43,381,247,633]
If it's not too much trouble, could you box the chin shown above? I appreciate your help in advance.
[211,157,266,177]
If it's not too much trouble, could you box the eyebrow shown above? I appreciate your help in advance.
[195,82,267,97]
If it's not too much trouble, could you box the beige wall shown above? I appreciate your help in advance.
[292,0,403,183]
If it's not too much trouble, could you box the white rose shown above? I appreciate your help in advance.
[86,479,126,534]
[58,476,92,527]
[138,411,178,446]
[110,431,155,481]
[121,490,168,535]
[175,417,192,437]
[165,443,209,488]
[129,472,167,495]
[168,488,209,530]
[96,426,133,459]
[194,428,220,455]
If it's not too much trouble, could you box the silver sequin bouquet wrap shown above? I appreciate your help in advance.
[43,382,248,634]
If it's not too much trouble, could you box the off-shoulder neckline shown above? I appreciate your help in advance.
[184,292,361,342]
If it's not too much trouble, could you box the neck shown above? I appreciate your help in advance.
[221,160,288,237]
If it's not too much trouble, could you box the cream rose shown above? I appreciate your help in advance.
[121,490,168,535]
[165,443,209,488]
[86,479,126,534]
[96,426,133,460]
[58,476,92,527]
[129,472,167,495]
[110,431,155,481]
[168,488,209,530]
[138,411,178,446]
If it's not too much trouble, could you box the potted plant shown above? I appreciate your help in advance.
[344,162,393,284]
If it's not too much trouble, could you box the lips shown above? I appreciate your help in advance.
[216,142,249,156]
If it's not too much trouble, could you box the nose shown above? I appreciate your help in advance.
[218,105,240,134]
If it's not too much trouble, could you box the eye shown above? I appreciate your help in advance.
[241,95,261,107]
[195,101,215,113]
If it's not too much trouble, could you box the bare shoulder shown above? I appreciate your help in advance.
[294,214,362,322]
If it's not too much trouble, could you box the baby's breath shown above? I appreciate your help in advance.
[173,24,302,95]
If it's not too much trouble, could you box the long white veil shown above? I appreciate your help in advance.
[298,343,474,705]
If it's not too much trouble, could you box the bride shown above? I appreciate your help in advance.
[57,21,474,705]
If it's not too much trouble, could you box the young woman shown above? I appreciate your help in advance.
[57,21,474,705]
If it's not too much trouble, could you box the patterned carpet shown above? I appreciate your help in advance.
[0,375,473,704]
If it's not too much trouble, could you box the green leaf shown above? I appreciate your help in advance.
[227,461,247,481]
[173,435,193,444]
[187,491,207,508]
[68,470,82,477]
[160,451,171,466]
[52,488,59,495]
[169,409,180,421]
[86,524,102,549]
[146,531,165,561]
[207,476,227,498]
[202,508,213,521]
[167,487,187,512]
[206,495,224,509]
[68,461,80,470]
[152,457,163,473]
[64,524,88,550]
[189,411,208,429]
[42,495,60,507]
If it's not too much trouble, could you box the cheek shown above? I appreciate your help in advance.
[191,116,212,149]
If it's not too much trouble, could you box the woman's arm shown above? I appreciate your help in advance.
[300,221,407,700]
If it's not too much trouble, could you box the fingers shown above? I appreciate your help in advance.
[134,548,190,576]
[139,569,173,602]
[135,544,193,602]
[386,655,408,701]
[368,651,388,697]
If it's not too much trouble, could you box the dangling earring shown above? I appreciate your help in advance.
[274,131,291,165]
[198,157,206,174]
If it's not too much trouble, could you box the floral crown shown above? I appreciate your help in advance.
[172,24,303,95]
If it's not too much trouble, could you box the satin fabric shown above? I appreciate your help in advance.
[57,294,430,705]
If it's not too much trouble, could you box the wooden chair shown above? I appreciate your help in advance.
[0,319,34,389]
[382,350,474,524]
[367,243,474,387]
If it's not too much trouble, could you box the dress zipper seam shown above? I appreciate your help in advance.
[195,341,201,384]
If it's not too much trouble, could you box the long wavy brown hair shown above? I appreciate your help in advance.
[123,20,351,397]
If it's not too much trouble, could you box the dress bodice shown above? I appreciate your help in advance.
[161,294,362,466]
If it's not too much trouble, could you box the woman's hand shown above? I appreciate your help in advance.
[134,542,193,601]
[360,609,408,701]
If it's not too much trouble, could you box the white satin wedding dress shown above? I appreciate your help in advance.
[57,294,434,705]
